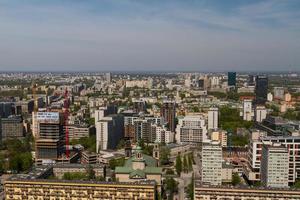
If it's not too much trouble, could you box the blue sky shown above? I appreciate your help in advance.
[0,0,299,71]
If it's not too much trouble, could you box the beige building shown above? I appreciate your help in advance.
[5,179,156,200]
[194,182,300,200]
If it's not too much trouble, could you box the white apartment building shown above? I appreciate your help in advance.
[211,130,227,147]
[260,143,289,188]
[243,99,253,121]
[255,106,267,122]
[208,107,218,130]
[153,125,174,144]
[175,115,207,144]
[201,140,222,185]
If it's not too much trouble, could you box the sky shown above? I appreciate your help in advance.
[0,0,300,72]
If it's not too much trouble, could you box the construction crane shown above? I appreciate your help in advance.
[64,88,70,158]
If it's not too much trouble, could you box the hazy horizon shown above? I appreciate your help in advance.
[0,0,300,72]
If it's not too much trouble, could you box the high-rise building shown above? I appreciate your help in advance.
[134,119,151,143]
[248,75,255,86]
[94,105,117,124]
[132,99,147,113]
[175,115,207,145]
[228,72,236,87]
[201,140,222,185]
[243,99,253,121]
[255,106,267,122]
[208,107,218,130]
[105,72,111,83]
[0,115,24,142]
[260,143,289,188]
[0,102,13,118]
[255,75,268,105]
[160,100,176,132]
[96,114,124,152]
[35,112,65,164]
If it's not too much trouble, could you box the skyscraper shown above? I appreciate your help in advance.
[201,140,222,185]
[227,72,236,87]
[106,72,111,83]
[208,107,218,130]
[96,114,124,152]
[261,143,289,188]
[35,112,65,164]
[255,75,268,105]
[243,99,253,121]
[160,100,176,132]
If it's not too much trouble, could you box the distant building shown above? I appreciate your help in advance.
[211,130,227,147]
[228,72,236,87]
[96,114,124,152]
[105,72,111,83]
[201,140,222,185]
[175,115,207,145]
[260,143,289,188]
[208,107,218,130]
[132,99,147,113]
[160,100,176,132]
[243,99,253,121]
[94,105,117,124]
[273,87,285,100]
[255,75,268,105]
[0,115,23,141]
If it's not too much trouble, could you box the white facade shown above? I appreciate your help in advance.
[154,125,174,144]
[255,106,267,122]
[201,140,222,185]
[267,92,273,102]
[175,115,207,144]
[243,99,253,121]
[96,118,110,152]
[261,144,289,188]
[208,107,219,130]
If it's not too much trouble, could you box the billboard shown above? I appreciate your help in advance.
[37,112,60,123]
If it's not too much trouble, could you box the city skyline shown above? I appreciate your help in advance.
[0,0,300,72]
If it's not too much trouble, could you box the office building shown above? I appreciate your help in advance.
[255,75,268,105]
[255,105,267,122]
[260,143,289,188]
[194,182,300,200]
[201,140,222,185]
[243,99,253,121]
[35,112,65,163]
[160,100,176,132]
[228,72,236,87]
[0,115,23,141]
[96,114,124,152]
[0,102,13,118]
[175,115,207,145]
[207,107,218,130]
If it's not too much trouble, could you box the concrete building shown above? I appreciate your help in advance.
[201,140,222,185]
[160,100,176,132]
[96,114,124,152]
[94,105,117,124]
[207,107,218,130]
[210,130,227,147]
[243,99,253,121]
[53,164,105,179]
[5,179,156,200]
[152,125,174,144]
[34,112,65,164]
[176,115,207,145]
[273,87,285,100]
[260,143,289,188]
[0,116,23,141]
[194,182,300,200]
[255,105,267,122]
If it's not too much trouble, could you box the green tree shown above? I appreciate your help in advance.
[187,176,194,199]
[87,165,96,180]
[232,173,241,186]
[164,177,178,199]
[183,155,188,173]
[159,146,170,165]
[109,157,125,170]
[188,153,193,172]
[175,155,182,176]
